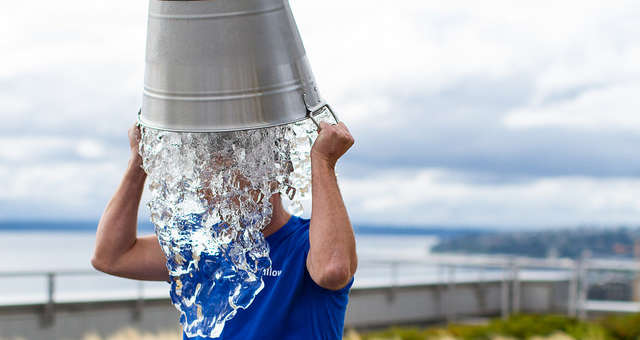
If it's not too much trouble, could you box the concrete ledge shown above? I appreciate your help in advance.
[346,280,568,328]
[0,279,569,340]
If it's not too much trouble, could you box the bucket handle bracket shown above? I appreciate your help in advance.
[308,104,339,130]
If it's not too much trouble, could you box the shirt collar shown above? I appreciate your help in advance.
[265,215,300,246]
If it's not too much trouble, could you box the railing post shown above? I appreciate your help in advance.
[436,264,445,317]
[568,261,578,317]
[387,261,398,302]
[446,265,456,323]
[473,267,488,314]
[43,272,55,327]
[133,281,144,321]
[578,257,588,320]
[501,262,510,319]
[512,261,520,314]
[391,261,398,288]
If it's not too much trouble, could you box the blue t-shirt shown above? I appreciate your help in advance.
[184,215,354,340]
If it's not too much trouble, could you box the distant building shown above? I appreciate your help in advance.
[589,281,631,301]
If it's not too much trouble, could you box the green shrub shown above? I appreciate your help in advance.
[598,313,640,340]
[446,323,492,340]
[487,314,582,339]
[360,326,427,340]
[348,313,640,340]
[564,322,611,340]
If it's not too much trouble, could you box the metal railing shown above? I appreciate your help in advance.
[2,254,640,324]
[0,269,157,326]
[357,254,640,319]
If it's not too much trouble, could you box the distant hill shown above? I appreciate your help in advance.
[0,220,489,238]
[433,226,640,259]
[0,221,155,233]
[353,225,490,238]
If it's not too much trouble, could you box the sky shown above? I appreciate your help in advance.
[1,0,640,229]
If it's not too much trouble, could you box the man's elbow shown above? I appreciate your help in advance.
[91,255,115,274]
[317,260,357,291]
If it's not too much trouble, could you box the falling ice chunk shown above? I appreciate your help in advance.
[139,118,317,338]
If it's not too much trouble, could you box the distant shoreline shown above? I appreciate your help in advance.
[0,221,489,237]
[0,221,156,233]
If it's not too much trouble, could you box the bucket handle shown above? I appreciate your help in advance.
[307,104,339,130]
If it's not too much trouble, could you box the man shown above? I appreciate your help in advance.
[92,120,358,339]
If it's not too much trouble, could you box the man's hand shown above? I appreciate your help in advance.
[128,123,143,166]
[311,122,355,169]
[306,120,358,291]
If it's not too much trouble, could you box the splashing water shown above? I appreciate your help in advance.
[139,109,335,338]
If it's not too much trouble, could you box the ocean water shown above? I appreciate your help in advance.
[0,230,440,306]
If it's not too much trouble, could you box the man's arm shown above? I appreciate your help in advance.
[91,124,169,282]
[306,121,358,291]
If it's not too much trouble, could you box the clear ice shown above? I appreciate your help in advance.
[139,109,336,338]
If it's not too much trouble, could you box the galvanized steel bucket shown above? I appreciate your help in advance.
[139,0,336,132]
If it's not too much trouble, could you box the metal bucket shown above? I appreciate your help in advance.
[139,0,335,132]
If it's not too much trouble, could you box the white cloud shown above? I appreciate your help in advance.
[0,136,129,220]
[0,137,115,162]
[0,1,147,78]
[0,0,146,135]
[0,94,31,115]
[2,0,640,226]
[75,140,107,159]
[0,161,124,219]
[503,83,640,130]
[341,168,640,229]
[292,0,640,129]
[3,0,638,134]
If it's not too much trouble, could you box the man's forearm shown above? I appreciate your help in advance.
[92,157,147,269]
[307,158,357,290]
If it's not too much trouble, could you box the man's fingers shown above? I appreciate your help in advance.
[335,123,348,136]
[338,122,351,134]
[318,121,352,139]
[334,122,351,141]
[318,121,331,132]
[129,122,143,147]
[129,123,139,134]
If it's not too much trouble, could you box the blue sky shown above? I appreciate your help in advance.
[2,0,640,229]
